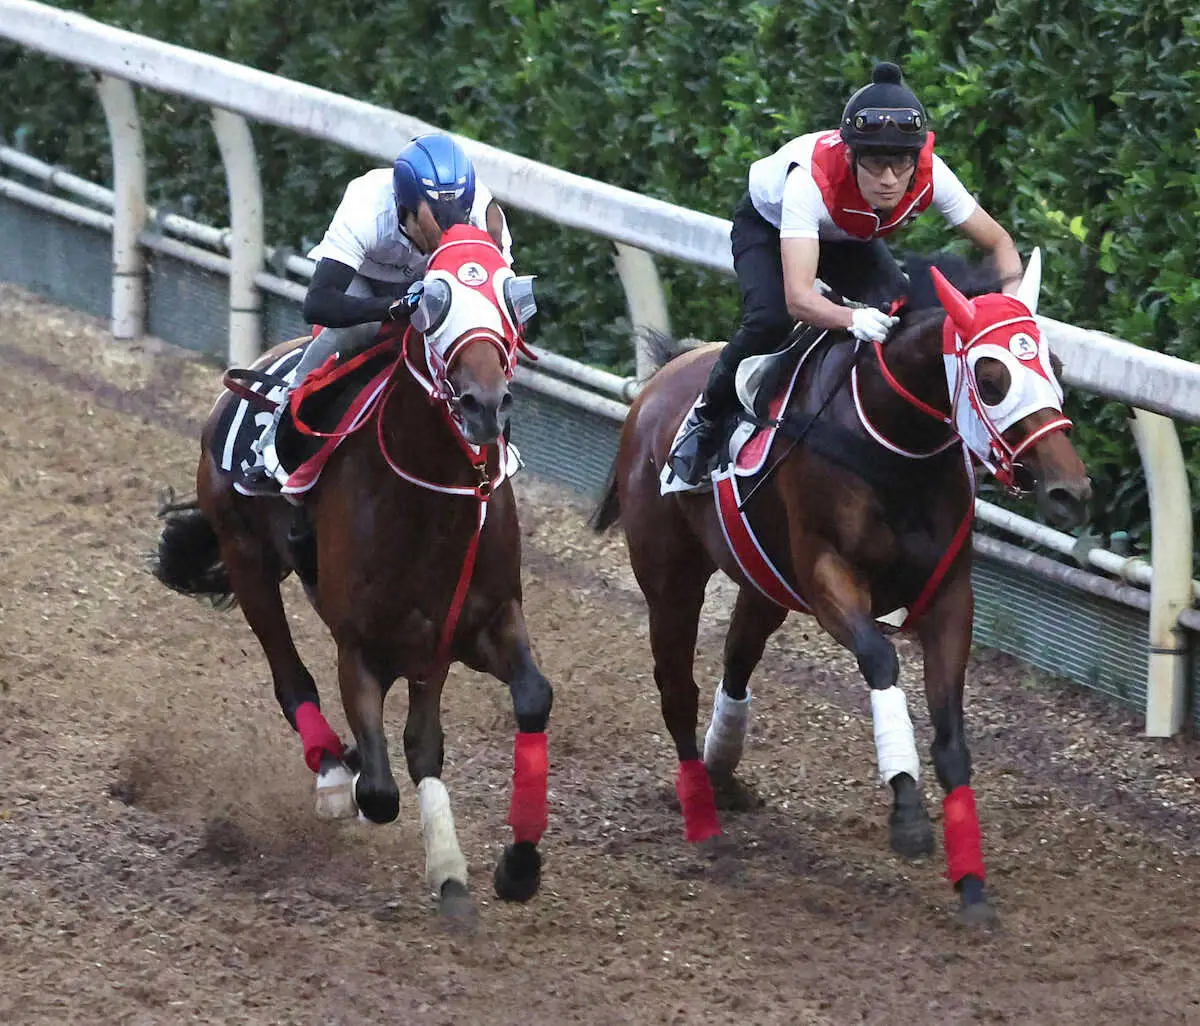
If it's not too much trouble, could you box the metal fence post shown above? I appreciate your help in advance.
[211,108,263,366]
[1131,408,1194,736]
[613,242,671,384]
[93,74,145,339]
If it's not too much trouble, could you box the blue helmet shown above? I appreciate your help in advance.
[392,134,477,230]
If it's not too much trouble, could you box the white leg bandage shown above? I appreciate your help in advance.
[703,681,752,776]
[416,777,468,894]
[870,686,920,785]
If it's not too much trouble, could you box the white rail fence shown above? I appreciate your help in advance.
[2,0,1197,734]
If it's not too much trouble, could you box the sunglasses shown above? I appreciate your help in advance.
[857,152,919,177]
[850,108,925,134]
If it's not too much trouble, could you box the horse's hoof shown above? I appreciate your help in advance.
[438,879,478,927]
[353,772,400,824]
[957,899,1000,929]
[314,763,358,820]
[493,841,542,903]
[889,808,935,859]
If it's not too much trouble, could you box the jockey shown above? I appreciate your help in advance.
[669,61,1022,487]
[248,132,512,482]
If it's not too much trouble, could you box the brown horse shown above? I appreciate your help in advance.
[152,225,552,919]
[591,250,1091,925]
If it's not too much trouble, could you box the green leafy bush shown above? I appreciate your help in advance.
[2,0,1197,552]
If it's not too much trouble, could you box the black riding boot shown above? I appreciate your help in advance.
[668,358,739,486]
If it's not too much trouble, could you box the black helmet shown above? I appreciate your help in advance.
[840,62,928,154]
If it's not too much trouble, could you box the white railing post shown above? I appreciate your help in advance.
[93,73,145,339]
[1130,409,1195,736]
[211,107,263,366]
[613,242,672,384]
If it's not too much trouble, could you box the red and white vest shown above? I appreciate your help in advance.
[809,130,937,239]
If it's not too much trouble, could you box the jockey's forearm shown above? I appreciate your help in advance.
[302,288,393,328]
[785,286,855,332]
[302,257,393,328]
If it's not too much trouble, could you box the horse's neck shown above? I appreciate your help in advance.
[855,311,954,452]
[378,369,475,481]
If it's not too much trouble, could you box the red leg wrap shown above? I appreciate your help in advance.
[676,759,721,842]
[943,785,986,883]
[294,702,345,774]
[508,732,549,845]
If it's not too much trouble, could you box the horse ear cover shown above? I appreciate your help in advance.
[930,265,977,336]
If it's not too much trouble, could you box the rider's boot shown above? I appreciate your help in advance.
[668,358,738,487]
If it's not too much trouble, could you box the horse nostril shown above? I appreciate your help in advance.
[499,392,513,413]
[459,392,481,414]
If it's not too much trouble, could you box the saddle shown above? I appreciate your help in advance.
[216,327,405,500]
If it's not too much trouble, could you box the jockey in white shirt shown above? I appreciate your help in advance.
[668,61,1022,487]
[248,133,512,481]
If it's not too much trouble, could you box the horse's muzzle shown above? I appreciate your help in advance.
[1037,476,1092,532]
[454,386,513,446]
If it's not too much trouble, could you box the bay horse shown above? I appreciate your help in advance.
[152,224,552,919]
[591,251,1091,925]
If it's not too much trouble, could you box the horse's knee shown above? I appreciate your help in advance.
[512,672,553,733]
[354,771,400,824]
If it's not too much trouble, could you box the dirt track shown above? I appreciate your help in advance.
[2,283,1200,1025]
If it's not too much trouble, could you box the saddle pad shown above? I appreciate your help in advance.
[213,346,305,496]
[659,334,821,497]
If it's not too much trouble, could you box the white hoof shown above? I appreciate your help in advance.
[314,763,358,820]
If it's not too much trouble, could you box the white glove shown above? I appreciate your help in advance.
[848,307,899,343]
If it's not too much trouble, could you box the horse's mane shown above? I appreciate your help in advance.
[896,250,1004,312]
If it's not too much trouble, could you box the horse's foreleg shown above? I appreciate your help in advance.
[642,552,720,843]
[401,673,473,917]
[337,645,400,824]
[461,599,552,903]
[219,533,352,818]
[703,587,787,777]
[916,567,997,926]
[805,549,932,858]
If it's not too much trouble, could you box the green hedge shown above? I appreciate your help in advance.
[2,0,1198,551]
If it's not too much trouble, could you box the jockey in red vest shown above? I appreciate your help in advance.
[669,61,1023,487]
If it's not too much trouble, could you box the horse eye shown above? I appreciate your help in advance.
[974,357,1011,406]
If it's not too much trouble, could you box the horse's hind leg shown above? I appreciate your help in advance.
[460,599,554,904]
[703,586,787,778]
[804,549,933,858]
[216,522,353,818]
[400,673,473,919]
[916,566,996,926]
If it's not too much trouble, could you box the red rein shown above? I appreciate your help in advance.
[509,732,549,845]
[943,785,986,882]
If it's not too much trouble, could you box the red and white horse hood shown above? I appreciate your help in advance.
[932,249,1070,489]
[408,224,536,400]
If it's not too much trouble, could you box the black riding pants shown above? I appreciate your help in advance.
[706,192,906,410]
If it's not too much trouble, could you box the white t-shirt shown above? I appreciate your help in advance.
[307,168,513,283]
[747,131,977,242]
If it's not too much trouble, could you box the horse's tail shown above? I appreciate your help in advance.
[149,489,236,610]
[637,327,692,373]
[588,465,621,533]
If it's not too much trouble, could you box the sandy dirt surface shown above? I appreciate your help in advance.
[2,283,1199,1025]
